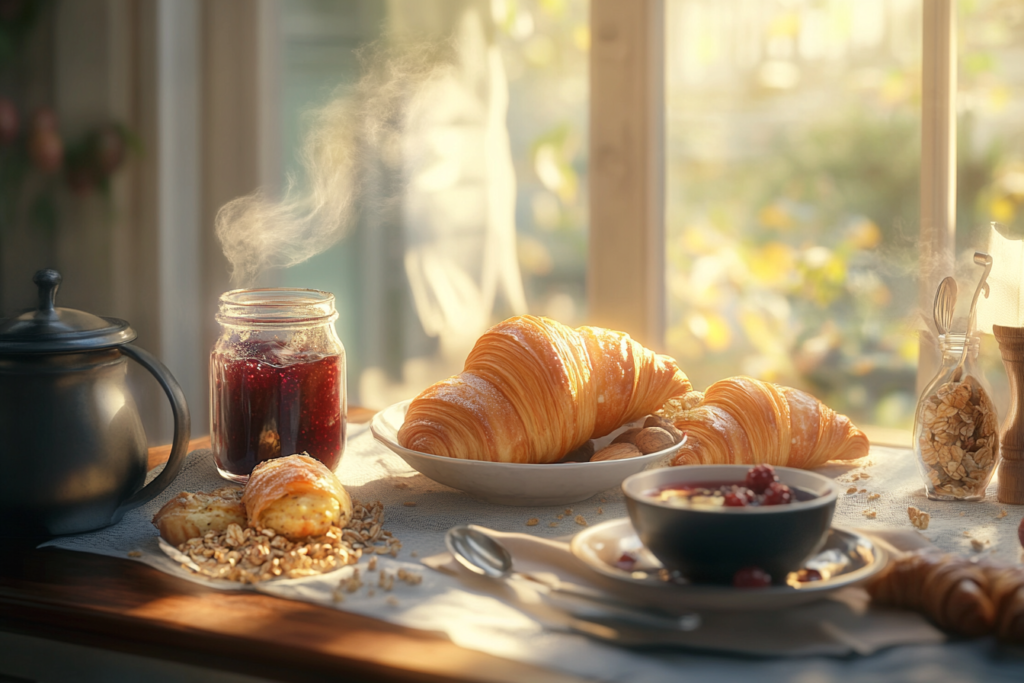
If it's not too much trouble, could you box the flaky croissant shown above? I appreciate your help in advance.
[242,454,353,540]
[866,550,1024,642]
[667,376,869,469]
[397,315,692,463]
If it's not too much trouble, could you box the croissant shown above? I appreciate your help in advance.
[397,315,692,463]
[667,376,869,469]
[242,454,353,540]
[866,551,1024,642]
[152,486,247,547]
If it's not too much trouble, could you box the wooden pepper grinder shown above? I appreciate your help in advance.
[993,325,1024,504]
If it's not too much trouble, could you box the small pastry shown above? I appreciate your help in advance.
[152,486,246,547]
[242,453,353,540]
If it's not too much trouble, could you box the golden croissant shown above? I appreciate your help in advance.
[866,550,1024,643]
[398,315,692,463]
[668,376,869,469]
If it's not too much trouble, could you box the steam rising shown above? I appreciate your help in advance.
[216,41,457,287]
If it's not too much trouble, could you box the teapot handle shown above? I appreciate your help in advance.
[112,344,192,521]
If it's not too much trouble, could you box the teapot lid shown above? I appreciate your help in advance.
[0,269,137,353]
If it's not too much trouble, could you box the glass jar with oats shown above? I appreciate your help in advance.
[914,333,1000,501]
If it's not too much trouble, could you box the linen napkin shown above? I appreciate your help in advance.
[421,526,945,657]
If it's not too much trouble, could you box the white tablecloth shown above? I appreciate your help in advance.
[44,424,1024,682]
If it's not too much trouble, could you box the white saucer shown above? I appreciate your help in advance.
[370,400,686,506]
[570,517,887,610]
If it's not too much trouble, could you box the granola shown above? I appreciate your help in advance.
[916,374,999,499]
[907,506,930,530]
[177,499,397,584]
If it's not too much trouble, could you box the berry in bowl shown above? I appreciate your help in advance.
[622,464,839,585]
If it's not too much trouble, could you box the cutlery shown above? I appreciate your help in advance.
[933,276,957,336]
[953,252,993,380]
[445,524,699,631]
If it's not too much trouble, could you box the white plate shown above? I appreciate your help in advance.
[570,517,886,610]
[370,400,685,506]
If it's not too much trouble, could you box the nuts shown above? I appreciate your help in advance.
[908,506,930,530]
[643,416,684,442]
[917,374,999,499]
[634,427,677,454]
[592,443,643,461]
[611,428,643,446]
[560,441,594,462]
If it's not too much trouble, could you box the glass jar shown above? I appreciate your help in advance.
[211,289,346,483]
[913,333,1000,501]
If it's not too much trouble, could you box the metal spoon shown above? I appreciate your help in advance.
[952,252,994,380]
[445,524,699,631]
[933,276,958,336]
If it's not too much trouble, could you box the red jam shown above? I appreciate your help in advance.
[212,342,345,478]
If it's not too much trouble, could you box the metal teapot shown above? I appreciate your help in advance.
[0,270,190,536]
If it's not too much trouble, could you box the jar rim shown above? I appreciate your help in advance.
[217,288,337,327]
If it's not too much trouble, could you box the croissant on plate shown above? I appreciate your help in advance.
[866,550,1024,643]
[666,376,869,469]
[397,315,692,463]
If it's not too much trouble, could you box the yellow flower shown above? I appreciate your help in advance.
[848,218,882,250]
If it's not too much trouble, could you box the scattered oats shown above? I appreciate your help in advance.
[862,509,877,519]
[368,556,377,571]
[397,568,422,585]
[367,588,375,597]
[403,501,417,507]
[859,489,867,494]
[908,506,930,530]
[971,538,985,552]
[575,514,588,526]
[860,473,871,479]
[127,550,142,558]
[175,499,394,584]
[597,507,604,515]
[525,518,539,527]
[548,522,559,527]
[565,508,573,514]
[851,473,860,481]
[960,512,966,517]
[379,571,395,591]
[867,493,880,501]
[556,514,564,520]
[600,497,607,503]
[331,590,344,603]
[386,597,399,607]
[846,486,858,495]
[997,509,1008,519]
[392,481,411,490]
[963,530,973,537]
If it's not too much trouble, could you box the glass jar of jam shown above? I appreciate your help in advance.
[211,288,346,483]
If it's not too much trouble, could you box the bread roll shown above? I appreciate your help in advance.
[152,486,246,547]
[242,454,353,540]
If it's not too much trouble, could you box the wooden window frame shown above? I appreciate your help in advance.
[590,1,957,413]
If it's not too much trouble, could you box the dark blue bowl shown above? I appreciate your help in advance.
[622,465,839,584]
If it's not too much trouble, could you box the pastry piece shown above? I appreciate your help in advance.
[668,376,869,469]
[866,550,1024,642]
[398,315,692,463]
[152,486,247,547]
[242,454,353,540]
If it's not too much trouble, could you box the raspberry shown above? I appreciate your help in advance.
[762,481,793,505]
[723,491,748,507]
[745,464,777,494]
[732,567,772,588]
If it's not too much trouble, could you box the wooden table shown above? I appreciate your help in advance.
[0,409,586,683]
